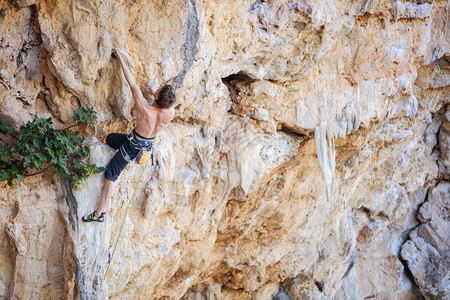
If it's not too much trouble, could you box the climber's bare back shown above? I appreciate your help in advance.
[113,48,175,139]
[134,94,175,139]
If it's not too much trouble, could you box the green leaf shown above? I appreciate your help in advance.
[0,143,13,162]
[36,153,47,162]
[72,173,80,185]
[16,174,24,183]
[45,147,55,158]
[23,156,31,168]
[0,169,10,182]
[73,160,83,170]
[92,163,105,172]
[74,105,99,131]
[0,119,14,134]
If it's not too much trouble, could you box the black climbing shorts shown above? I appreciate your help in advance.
[104,133,140,182]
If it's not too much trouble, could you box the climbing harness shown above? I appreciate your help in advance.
[104,159,150,279]
[434,48,441,73]
[127,130,155,165]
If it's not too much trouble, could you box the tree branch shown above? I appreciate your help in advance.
[55,123,80,132]
[23,163,54,177]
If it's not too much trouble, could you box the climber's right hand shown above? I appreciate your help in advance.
[147,82,158,95]
[113,48,125,60]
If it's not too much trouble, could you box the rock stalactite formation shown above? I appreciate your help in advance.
[0,0,449,299]
[315,101,361,201]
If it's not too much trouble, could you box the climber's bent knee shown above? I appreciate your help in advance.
[104,151,128,182]
[104,140,140,182]
[106,133,128,150]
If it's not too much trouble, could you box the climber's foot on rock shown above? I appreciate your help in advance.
[82,211,105,222]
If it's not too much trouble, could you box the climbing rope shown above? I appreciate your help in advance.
[104,160,150,279]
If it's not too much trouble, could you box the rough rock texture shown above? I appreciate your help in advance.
[438,106,450,178]
[401,182,450,299]
[0,0,449,299]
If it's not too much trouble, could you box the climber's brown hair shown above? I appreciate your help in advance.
[155,85,176,108]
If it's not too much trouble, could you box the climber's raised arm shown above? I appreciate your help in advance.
[113,48,148,108]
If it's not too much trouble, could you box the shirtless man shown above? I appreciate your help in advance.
[82,49,176,222]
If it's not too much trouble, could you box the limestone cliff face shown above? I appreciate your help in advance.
[0,0,449,299]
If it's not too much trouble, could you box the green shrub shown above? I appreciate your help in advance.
[0,106,104,187]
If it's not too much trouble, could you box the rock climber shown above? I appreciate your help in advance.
[82,48,176,222]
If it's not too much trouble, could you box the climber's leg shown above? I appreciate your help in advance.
[82,136,139,222]
[94,140,139,216]
[91,149,128,217]
[95,178,115,216]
